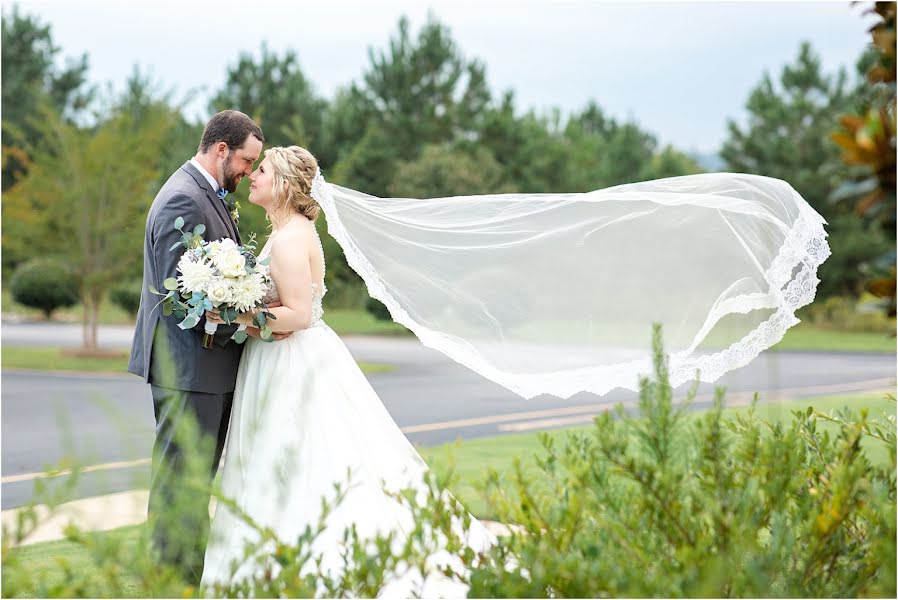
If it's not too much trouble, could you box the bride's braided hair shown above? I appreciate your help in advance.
[267,145,320,222]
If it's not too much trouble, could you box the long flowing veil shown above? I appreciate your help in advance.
[311,172,830,399]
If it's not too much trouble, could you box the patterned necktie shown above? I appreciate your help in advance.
[216,188,228,200]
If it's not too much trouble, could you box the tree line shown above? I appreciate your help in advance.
[2,4,893,349]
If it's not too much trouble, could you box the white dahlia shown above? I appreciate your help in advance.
[177,255,214,294]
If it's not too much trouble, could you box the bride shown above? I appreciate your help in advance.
[199,140,829,593]
[200,146,494,596]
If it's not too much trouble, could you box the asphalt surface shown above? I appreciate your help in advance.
[2,322,895,508]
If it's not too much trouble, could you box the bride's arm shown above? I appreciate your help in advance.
[244,227,314,332]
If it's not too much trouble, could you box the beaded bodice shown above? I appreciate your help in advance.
[259,226,327,327]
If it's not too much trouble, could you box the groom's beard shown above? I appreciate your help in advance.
[221,157,242,193]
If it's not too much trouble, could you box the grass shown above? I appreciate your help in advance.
[1,346,394,375]
[4,390,893,597]
[3,288,409,338]
[773,320,895,353]
[324,308,410,336]
[1,289,134,325]
[6,286,895,351]
[2,526,146,599]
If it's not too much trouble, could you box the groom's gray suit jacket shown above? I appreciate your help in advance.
[128,161,243,394]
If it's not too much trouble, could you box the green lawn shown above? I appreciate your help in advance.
[1,289,134,325]
[5,285,895,351]
[1,346,394,375]
[324,308,410,336]
[3,286,409,338]
[773,320,895,353]
[6,391,892,598]
[2,526,147,599]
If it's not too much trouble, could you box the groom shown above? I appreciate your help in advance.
[128,110,264,582]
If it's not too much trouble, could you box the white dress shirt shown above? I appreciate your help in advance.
[190,157,221,193]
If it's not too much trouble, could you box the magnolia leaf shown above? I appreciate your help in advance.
[174,216,184,231]
[163,277,178,291]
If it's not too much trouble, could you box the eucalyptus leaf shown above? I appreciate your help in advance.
[193,223,206,236]
[162,302,174,317]
[179,315,199,330]
[163,278,178,291]
[170,241,184,251]
[174,216,184,230]
[261,325,272,340]
[149,285,160,295]
[232,330,248,344]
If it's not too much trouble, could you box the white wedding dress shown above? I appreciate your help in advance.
[201,228,495,597]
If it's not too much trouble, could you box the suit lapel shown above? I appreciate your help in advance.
[204,186,240,243]
[181,162,239,242]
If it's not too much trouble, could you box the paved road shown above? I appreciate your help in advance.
[2,322,895,508]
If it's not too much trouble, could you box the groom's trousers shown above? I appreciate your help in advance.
[148,385,233,584]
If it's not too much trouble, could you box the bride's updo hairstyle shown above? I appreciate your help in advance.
[266,145,320,223]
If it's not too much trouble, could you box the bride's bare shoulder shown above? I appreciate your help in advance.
[270,218,317,255]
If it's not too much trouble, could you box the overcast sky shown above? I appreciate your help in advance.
[5,0,877,154]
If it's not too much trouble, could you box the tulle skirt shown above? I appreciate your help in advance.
[201,322,494,597]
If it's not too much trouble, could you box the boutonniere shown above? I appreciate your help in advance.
[225,198,240,225]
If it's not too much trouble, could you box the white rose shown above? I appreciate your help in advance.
[206,279,232,305]
[214,250,246,278]
[205,240,222,257]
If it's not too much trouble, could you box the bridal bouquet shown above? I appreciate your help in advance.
[151,216,276,349]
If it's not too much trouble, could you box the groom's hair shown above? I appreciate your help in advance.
[198,110,265,153]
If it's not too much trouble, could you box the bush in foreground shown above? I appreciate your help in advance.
[2,324,895,597]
